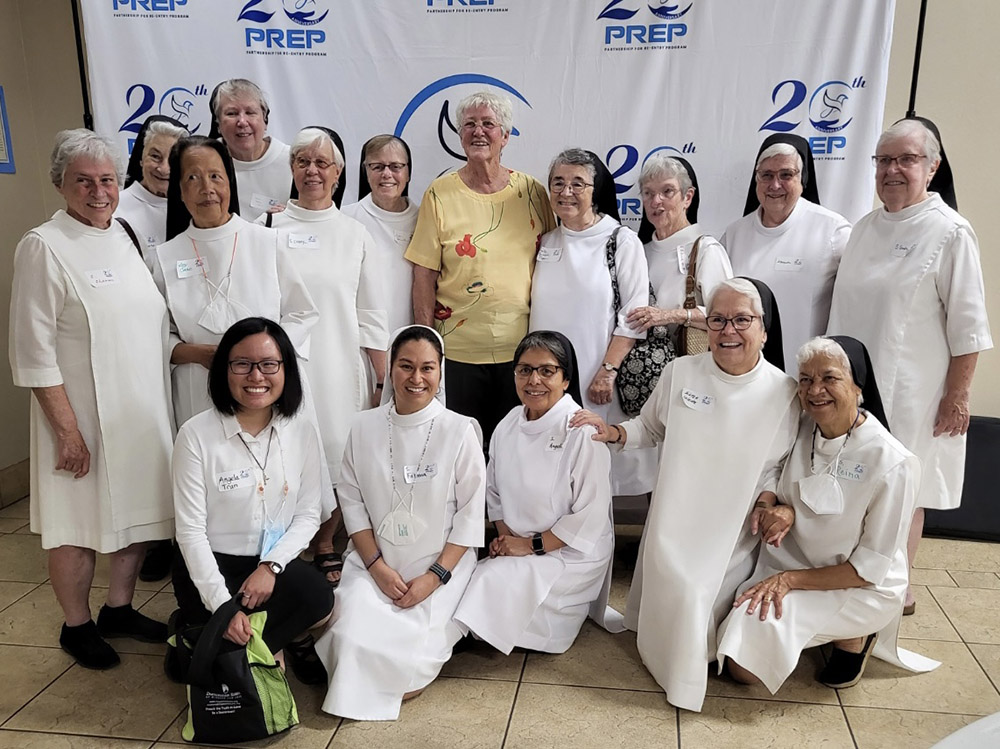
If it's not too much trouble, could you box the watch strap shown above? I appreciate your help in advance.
[429,562,452,584]
[531,532,546,555]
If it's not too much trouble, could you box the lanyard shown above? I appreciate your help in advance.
[387,411,435,515]
[237,425,289,526]
[190,233,238,293]
[810,409,861,474]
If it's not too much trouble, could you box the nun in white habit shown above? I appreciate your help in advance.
[717,336,938,692]
[454,331,623,655]
[572,278,799,712]
[317,325,486,721]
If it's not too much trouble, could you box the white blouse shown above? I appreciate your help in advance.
[233,137,293,221]
[114,181,168,272]
[645,224,732,313]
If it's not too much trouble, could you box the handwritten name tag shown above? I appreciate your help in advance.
[86,268,119,287]
[676,248,689,274]
[836,460,867,482]
[217,468,254,492]
[250,193,282,211]
[546,435,565,451]
[393,230,414,246]
[774,256,804,272]
[176,257,207,279]
[288,233,319,249]
[537,245,563,262]
[681,388,715,412]
[404,463,437,484]
[891,243,915,258]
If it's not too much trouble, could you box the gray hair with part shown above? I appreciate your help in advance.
[795,336,851,372]
[876,119,941,164]
[707,277,764,317]
[455,91,513,135]
[289,127,344,169]
[638,153,693,193]
[213,78,270,122]
[756,142,802,171]
[49,129,124,187]
[145,119,187,143]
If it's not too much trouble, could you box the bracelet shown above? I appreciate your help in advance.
[375,383,384,389]
[364,550,382,569]
[610,425,624,445]
[754,501,774,509]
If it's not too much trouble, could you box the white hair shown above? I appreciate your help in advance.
[289,128,344,169]
[756,142,803,171]
[707,278,764,317]
[49,129,124,187]
[796,336,850,372]
[455,91,513,135]
[144,120,187,142]
[638,153,693,193]
[213,78,269,121]
[877,120,941,163]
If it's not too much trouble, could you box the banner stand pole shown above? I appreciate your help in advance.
[905,0,929,117]
[70,0,94,130]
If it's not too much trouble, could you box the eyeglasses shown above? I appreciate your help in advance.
[705,315,758,331]
[229,359,283,375]
[461,119,501,132]
[365,162,407,174]
[755,169,800,184]
[640,187,681,201]
[293,157,334,171]
[513,364,564,379]
[549,179,594,195]
[871,154,927,168]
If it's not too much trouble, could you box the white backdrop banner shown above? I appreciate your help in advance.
[82,0,895,233]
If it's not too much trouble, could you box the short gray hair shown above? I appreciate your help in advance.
[638,153,693,193]
[455,91,513,135]
[49,129,124,187]
[707,278,764,317]
[213,78,269,121]
[289,127,344,169]
[145,119,187,142]
[877,119,941,163]
[796,336,850,373]
[756,142,802,172]
[547,148,596,184]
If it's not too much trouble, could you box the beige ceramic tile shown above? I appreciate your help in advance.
[913,538,1000,572]
[13,524,38,536]
[0,584,153,648]
[505,682,674,749]
[947,571,1000,589]
[968,642,1000,697]
[0,533,49,583]
[0,499,30,520]
[931,587,1000,644]
[0,517,27,533]
[838,639,1000,716]
[521,620,658,692]
[440,644,525,682]
[92,552,170,592]
[0,732,151,748]
[328,677,516,749]
[845,706,979,749]
[899,585,962,642]
[0,644,74,721]
[909,568,956,587]
[680,696,854,748]
[0,581,38,611]
[708,644,838,705]
[607,571,630,613]
[5,653,186,740]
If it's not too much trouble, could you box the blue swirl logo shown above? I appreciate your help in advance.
[808,81,854,134]
[282,0,328,25]
[597,0,692,21]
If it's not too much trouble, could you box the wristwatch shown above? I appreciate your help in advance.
[531,532,546,555]
[261,560,283,575]
[602,362,619,373]
[429,562,452,585]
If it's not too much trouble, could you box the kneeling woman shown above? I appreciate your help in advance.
[318,325,486,721]
[172,318,333,683]
[716,336,938,691]
[455,331,621,653]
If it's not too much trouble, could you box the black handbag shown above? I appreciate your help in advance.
[605,226,676,416]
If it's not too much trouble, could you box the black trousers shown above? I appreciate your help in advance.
[444,359,520,453]
[172,550,333,653]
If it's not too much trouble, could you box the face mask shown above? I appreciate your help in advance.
[377,508,427,546]
[197,275,253,334]
[797,470,845,515]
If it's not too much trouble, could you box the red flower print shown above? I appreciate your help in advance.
[455,234,477,258]
[434,302,453,321]
[535,233,542,251]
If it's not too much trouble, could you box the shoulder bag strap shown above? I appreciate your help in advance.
[683,235,704,311]
[114,217,143,258]
[604,226,624,314]
[265,212,273,228]
[187,594,244,689]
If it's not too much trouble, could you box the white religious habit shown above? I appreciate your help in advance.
[10,210,175,552]
[263,200,389,484]
[233,137,292,221]
[722,199,850,375]
[716,413,939,694]
[619,352,798,712]
[342,194,420,334]
[827,193,993,510]
[152,213,318,429]
[172,409,325,612]
[454,395,624,654]
[529,216,655,496]
[317,396,486,721]
[645,225,733,315]
[114,180,167,272]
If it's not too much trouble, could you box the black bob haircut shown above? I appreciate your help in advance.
[208,317,303,418]
[165,136,241,241]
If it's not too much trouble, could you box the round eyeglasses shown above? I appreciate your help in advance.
[514,364,564,379]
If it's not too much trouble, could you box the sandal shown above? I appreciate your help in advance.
[818,633,878,689]
[313,551,343,588]
[285,634,327,685]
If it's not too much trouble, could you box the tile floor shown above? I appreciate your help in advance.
[1,497,998,748]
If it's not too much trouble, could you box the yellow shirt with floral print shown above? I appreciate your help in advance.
[405,170,555,364]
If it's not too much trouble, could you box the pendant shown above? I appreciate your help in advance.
[257,484,265,494]
[283,482,289,497]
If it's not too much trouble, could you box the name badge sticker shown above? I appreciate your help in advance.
[537,245,563,263]
[393,230,414,246]
[891,242,915,258]
[546,435,565,451]
[250,193,282,211]
[176,257,208,279]
[86,268,119,287]
[774,257,804,272]
[288,233,320,249]
[403,463,437,484]
[217,468,255,492]
[836,460,867,482]
[676,248,689,274]
[681,388,715,412]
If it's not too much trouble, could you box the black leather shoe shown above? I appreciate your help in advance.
[818,633,878,689]
[285,634,327,685]
[96,604,168,643]
[60,621,120,670]
[139,540,173,582]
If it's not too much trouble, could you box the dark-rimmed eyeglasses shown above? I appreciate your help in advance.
[705,315,758,331]
[365,162,407,173]
[229,359,283,375]
[514,364,564,379]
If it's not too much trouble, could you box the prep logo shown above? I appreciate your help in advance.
[238,0,328,56]
[111,0,189,18]
[759,76,867,160]
[425,0,508,13]
[118,83,207,152]
[394,74,529,169]
[607,141,697,222]
[598,0,691,51]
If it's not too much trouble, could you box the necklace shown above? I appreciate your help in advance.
[387,411,435,513]
[190,233,238,292]
[810,409,861,474]
[238,427,274,491]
